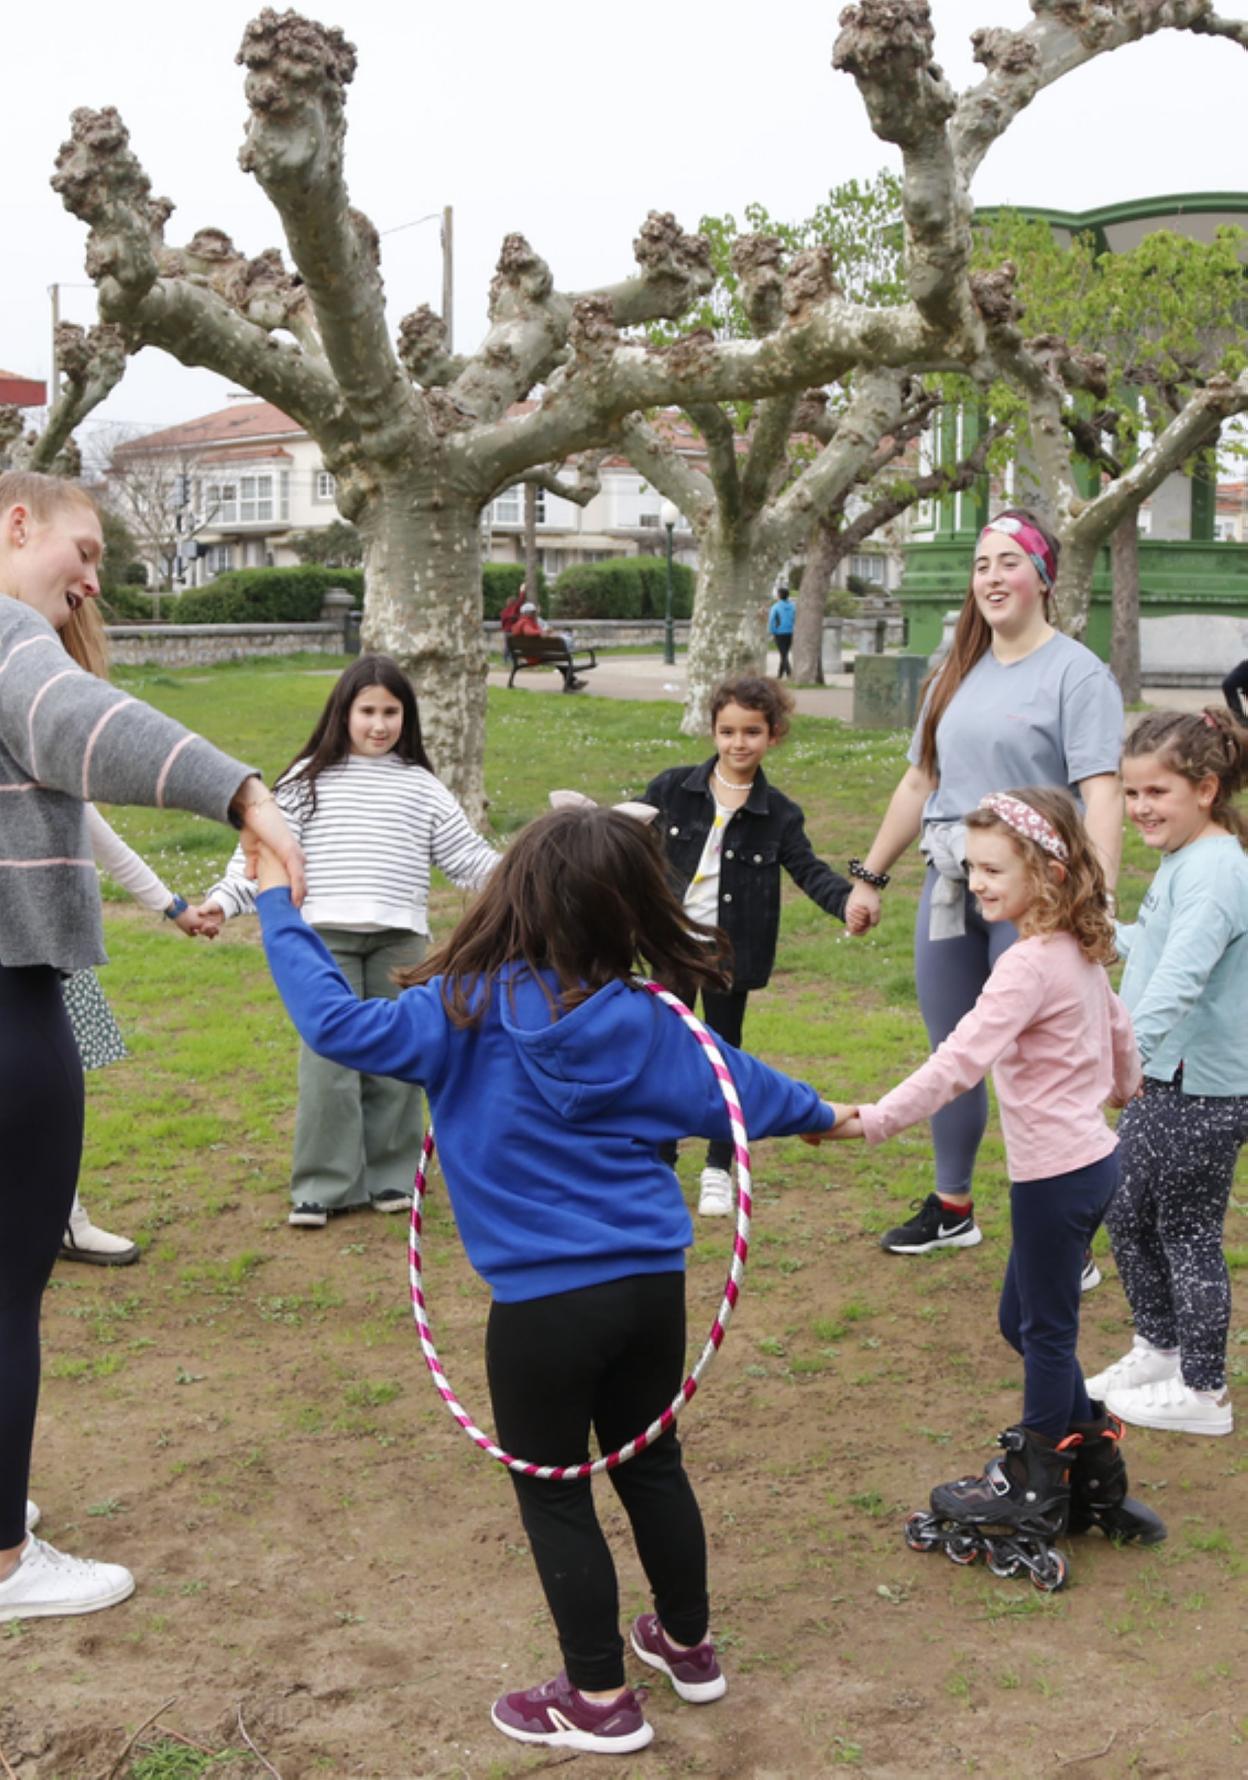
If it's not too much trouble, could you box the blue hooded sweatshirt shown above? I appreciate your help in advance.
[259,888,834,1302]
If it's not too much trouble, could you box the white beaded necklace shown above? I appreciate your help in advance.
[711,764,755,794]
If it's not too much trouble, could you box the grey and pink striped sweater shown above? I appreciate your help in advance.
[0,595,254,972]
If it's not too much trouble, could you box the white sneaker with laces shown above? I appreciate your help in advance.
[697,1168,734,1217]
[25,1500,39,1533]
[1085,1335,1180,1400]
[0,1536,135,1621]
[1105,1375,1233,1437]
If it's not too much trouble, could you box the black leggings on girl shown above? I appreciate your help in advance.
[486,1271,709,1693]
[1106,1078,1248,1391]
[997,1151,1120,1439]
[0,965,84,1549]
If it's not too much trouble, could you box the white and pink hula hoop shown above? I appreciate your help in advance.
[408,978,751,1480]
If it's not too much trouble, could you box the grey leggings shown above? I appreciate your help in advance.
[913,867,1017,1198]
[1106,1077,1248,1391]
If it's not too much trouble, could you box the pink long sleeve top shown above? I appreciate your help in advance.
[858,933,1141,1184]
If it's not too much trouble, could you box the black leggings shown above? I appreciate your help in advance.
[486,1272,709,1692]
[659,985,748,1173]
[0,965,84,1548]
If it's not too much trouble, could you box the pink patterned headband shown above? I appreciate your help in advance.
[978,793,1069,862]
[978,514,1056,588]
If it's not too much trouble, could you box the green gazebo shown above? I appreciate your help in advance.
[899,193,1248,660]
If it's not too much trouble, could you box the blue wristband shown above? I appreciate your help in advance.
[164,895,189,921]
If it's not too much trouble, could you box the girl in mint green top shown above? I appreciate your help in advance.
[1088,708,1248,1438]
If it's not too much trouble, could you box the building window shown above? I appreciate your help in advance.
[849,553,886,584]
[315,470,336,502]
[491,486,545,526]
[205,471,288,525]
[208,544,234,577]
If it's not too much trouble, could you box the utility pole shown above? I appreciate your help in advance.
[49,284,61,400]
[441,206,454,351]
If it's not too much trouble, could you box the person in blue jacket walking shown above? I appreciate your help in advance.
[253,801,846,1757]
[767,582,796,678]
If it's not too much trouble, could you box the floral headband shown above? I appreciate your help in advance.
[978,793,1069,862]
[979,514,1056,589]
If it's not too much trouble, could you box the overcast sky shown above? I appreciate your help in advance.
[6,0,1244,435]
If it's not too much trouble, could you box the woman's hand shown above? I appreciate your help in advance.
[845,883,881,935]
[230,778,305,905]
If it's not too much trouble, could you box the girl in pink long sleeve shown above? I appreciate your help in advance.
[836,789,1164,1581]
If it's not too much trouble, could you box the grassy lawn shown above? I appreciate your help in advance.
[30,655,1243,1777]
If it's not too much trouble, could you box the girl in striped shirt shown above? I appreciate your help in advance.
[199,655,497,1227]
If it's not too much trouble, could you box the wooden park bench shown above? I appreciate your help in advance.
[504,632,598,693]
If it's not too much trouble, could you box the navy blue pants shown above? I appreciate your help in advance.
[998,1151,1120,1438]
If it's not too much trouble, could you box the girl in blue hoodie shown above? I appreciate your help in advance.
[254,803,842,1757]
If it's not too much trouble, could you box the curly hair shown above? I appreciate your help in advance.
[1123,707,1248,848]
[965,786,1116,965]
[709,675,794,740]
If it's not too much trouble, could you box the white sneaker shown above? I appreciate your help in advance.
[697,1168,734,1217]
[25,1500,39,1533]
[60,1197,139,1267]
[1105,1375,1233,1438]
[1084,1336,1180,1400]
[1080,1251,1101,1293]
[0,1536,135,1620]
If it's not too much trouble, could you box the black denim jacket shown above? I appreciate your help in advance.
[641,758,849,990]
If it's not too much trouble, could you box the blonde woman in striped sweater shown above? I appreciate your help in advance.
[0,470,303,1621]
[199,654,498,1226]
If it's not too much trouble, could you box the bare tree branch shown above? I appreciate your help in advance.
[614,415,716,530]
[18,323,127,473]
[763,370,908,551]
[514,449,610,509]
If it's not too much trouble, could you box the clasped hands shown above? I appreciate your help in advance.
[804,1103,864,1142]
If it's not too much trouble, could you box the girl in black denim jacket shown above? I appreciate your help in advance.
[640,676,850,1214]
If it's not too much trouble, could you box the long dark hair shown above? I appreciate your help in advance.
[915,507,1060,778]
[278,654,432,812]
[398,804,730,1025]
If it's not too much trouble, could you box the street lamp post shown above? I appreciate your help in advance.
[660,500,680,666]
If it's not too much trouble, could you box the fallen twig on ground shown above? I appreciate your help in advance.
[236,1705,282,1780]
[94,1697,178,1780]
[1055,1728,1117,1769]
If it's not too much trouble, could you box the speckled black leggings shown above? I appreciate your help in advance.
[1106,1077,1248,1391]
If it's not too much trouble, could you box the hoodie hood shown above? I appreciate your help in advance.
[498,970,663,1122]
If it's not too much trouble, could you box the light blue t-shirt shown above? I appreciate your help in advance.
[1116,833,1248,1097]
[908,632,1123,822]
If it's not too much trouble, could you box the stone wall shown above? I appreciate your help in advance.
[104,622,350,667]
[1139,613,1248,686]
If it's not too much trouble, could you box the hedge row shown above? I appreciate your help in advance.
[550,555,694,622]
[99,558,689,627]
[173,566,365,625]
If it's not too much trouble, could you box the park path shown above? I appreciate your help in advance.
[486,649,1213,719]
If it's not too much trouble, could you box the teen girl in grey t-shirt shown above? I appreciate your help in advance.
[844,511,1123,1256]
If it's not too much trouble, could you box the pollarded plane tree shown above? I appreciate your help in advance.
[622,182,1008,725]
[0,322,127,477]
[52,3,1248,807]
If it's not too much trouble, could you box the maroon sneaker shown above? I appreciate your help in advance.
[490,1670,653,1754]
[630,1613,727,1703]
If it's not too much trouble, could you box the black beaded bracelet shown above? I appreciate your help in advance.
[849,858,890,890]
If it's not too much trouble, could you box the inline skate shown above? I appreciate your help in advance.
[904,1424,1074,1591]
[1066,1402,1166,1545]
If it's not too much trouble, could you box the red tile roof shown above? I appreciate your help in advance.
[114,401,303,454]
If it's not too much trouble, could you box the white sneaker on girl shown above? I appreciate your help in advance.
[1084,1336,1180,1401]
[697,1168,734,1217]
[0,1537,135,1620]
[1105,1375,1233,1437]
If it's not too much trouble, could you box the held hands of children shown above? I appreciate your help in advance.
[801,1102,863,1142]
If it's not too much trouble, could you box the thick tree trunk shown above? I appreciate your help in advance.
[358,479,489,821]
[524,483,539,604]
[791,519,843,683]
[682,525,781,736]
[1109,513,1141,703]
[1050,536,1101,644]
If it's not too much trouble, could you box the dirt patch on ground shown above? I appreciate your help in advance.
[4,922,1245,1780]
